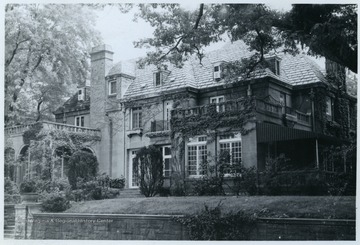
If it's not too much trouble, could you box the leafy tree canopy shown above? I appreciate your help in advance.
[5,4,101,125]
[133,4,357,74]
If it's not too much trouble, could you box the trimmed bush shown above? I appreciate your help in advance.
[67,150,98,189]
[19,179,37,193]
[134,145,164,197]
[5,177,19,195]
[41,192,71,212]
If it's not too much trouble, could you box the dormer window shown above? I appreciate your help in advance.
[108,80,116,95]
[78,88,84,101]
[213,65,221,81]
[154,71,163,86]
[265,56,281,76]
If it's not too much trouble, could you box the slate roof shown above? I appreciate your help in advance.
[108,40,327,100]
[53,89,90,115]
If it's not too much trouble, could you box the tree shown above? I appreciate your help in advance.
[134,145,164,197]
[133,4,356,74]
[5,4,101,125]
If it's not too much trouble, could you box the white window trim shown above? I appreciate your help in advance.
[75,116,84,127]
[219,134,242,177]
[154,71,163,86]
[131,107,142,130]
[162,145,172,177]
[187,136,207,178]
[210,96,225,112]
[108,80,117,96]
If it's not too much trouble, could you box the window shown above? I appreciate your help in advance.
[213,65,221,80]
[78,89,84,101]
[162,145,172,177]
[154,71,162,86]
[164,101,172,130]
[75,116,85,127]
[131,107,142,129]
[187,136,207,177]
[275,59,281,75]
[108,80,116,95]
[210,96,225,112]
[219,133,242,175]
[326,96,334,120]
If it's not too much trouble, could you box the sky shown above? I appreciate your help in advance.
[95,2,293,62]
[94,2,328,70]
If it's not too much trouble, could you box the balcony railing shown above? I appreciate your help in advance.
[41,121,101,137]
[5,121,101,138]
[5,123,36,135]
[171,99,312,126]
[150,120,170,132]
[285,107,311,124]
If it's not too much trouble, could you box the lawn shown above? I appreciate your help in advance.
[64,196,356,219]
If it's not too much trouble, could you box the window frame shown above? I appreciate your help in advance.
[219,134,242,177]
[162,145,172,177]
[187,136,207,177]
[210,96,225,112]
[131,107,142,129]
[108,80,117,96]
[213,64,221,80]
[75,116,85,127]
[154,71,163,87]
[326,96,334,120]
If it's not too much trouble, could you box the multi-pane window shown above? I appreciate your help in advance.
[75,116,84,127]
[213,65,221,80]
[162,145,172,177]
[164,101,172,130]
[132,107,142,129]
[219,134,242,175]
[210,96,225,112]
[187,136,207,177]
[109,80,116,95]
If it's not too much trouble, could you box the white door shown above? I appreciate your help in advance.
[129,150,140,188]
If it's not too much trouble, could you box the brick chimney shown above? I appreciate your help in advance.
[89,45,114,128]
[325,59,346,92]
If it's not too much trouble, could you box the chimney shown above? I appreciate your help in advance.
[89,44,114,128]
[325,59,346,92]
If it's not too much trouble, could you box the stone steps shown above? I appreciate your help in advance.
[4,205,16,239]
[118,188,144,198]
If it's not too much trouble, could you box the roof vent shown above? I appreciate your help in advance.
[170,78,175,82]
[140,83,147,89]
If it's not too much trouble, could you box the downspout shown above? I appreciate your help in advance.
[310,88,319,169]
[108,115,113,177]
[123,108,127,188]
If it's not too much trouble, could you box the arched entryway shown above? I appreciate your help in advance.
[54,146,72,179]
[17,145,29,184]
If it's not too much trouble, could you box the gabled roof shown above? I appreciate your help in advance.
[53,89,90,115]
[108,40,327,100]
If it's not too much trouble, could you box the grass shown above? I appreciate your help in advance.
[64,195,355,219]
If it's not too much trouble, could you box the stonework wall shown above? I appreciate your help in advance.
[29,213,355,240]
[31,213,188,240]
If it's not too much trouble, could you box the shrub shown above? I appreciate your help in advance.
[175,203,256,240]
[109,177,125,189]
[67,150,98,189]
[192,176,224,196]
[134,145,164,197]
[5,177,19,195]
[170,172,187,196]
[19,179,37,193]
[70,177,120,201]
[230,166,258,196]
[41,192,71,212]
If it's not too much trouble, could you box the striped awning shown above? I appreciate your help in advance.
[256,123,317,143]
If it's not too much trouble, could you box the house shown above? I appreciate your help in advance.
[5,41,357,189]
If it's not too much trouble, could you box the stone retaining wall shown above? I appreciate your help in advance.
[31,213,188,240]
[29,212,355,240]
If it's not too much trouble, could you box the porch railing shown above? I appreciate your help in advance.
[5,121,101,137]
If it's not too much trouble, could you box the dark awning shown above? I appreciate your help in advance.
[256,123,318,143]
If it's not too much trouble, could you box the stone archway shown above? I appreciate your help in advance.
[54,146,72,179]
[17,145,29,184]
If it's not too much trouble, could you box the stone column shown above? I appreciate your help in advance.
[14,204,27,239]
